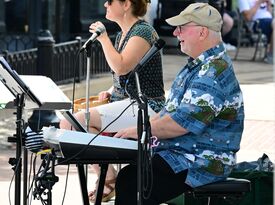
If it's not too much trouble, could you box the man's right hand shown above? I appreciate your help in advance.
[98,91,111,102]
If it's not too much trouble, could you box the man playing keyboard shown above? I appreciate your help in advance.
[113,3,244,205]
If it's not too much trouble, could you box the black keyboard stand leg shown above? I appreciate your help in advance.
[94,163,109,205]
[77,164,90,205]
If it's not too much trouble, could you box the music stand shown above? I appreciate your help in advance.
[0,56,72,205]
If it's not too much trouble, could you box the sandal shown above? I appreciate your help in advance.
[88,178,116,202]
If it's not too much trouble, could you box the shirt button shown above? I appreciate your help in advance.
[175,143,180,146]
[193,144,196,148]
[226,140,230,144]
[210,138,213,142]
[161,143,164,146]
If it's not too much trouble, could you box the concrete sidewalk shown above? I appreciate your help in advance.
[0,47,274,205]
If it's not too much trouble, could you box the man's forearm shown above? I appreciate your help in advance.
[150,115,188,139]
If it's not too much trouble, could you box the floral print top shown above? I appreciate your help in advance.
[154,43,244,188]
[110,20,165,113]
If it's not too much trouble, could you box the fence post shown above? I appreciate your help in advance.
[30,30,59,135]
[37,30,55,77]
[76,36,82,82]
[2,50,9,59]
[0,0,5,33]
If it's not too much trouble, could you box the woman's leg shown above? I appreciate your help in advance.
[60,99,156,133]
[59,108,116,200]
[59,107,101,133]
[115,155,192,205]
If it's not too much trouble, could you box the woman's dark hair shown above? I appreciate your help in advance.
[130,0,148,17]
[119,0,148,17]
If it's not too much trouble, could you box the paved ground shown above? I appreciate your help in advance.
[0,46,274,204]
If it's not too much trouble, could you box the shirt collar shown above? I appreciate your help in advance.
[186,42,225,71]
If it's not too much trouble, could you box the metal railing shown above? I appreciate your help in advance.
[1,36,111,85]
[3,48,38,75]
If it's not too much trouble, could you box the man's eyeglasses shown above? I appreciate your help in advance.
[177,24,202,32]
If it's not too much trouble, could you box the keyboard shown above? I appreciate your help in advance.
[42,126,137,162]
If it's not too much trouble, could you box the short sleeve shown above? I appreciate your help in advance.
[238,0,250,13]
[129,22,159,46]
[171,75,226,135]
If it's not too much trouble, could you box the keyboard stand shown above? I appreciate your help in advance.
[57,157,136,205]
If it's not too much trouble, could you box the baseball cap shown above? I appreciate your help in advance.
[165,3,222,32]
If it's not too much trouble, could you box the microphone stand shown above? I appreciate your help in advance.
[81,44,92,183]
[8,93,26,205]
[134,72,152,205]
[81,41,109,205]
[83,47,91,132]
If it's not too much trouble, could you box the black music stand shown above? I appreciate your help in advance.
[0,56,103,205]
[0,56,72,205]
[0,56,40,205]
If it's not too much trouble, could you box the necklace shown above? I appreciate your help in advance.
[117,20,142,51]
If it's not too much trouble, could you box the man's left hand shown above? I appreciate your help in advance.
[114,127,137,139]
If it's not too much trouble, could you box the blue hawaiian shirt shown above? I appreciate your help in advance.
[153,43,244,188]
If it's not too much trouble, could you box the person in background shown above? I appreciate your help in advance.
[238,0,274,64]
[113,3,244,205]
[222,12,237,50]
[59,0,165,202]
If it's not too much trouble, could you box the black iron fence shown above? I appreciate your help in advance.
[3,48,38,75]
[1,36,111,85]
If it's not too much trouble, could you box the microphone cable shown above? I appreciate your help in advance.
[33,154,49,205]
[61,164,70,205]
[25,154,44,205]
[23,111,70,205]
[27,153,34,205]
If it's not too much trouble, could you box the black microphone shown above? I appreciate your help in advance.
[80,27,106,51]
[24,126,44,153]
[133,39,166,72]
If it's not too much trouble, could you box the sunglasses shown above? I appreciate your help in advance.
[108,0,143,5]
[107,0,114,5]
[107,0,150,5]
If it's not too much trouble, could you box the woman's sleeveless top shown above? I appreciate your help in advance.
[110,20,165,112]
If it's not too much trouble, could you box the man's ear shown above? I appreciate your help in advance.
[199,27,209,40]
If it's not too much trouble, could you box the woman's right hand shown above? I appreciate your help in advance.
[98,91,111,102]
[89,21,107,42]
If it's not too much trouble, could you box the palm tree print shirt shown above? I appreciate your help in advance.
[154,43,244,188]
